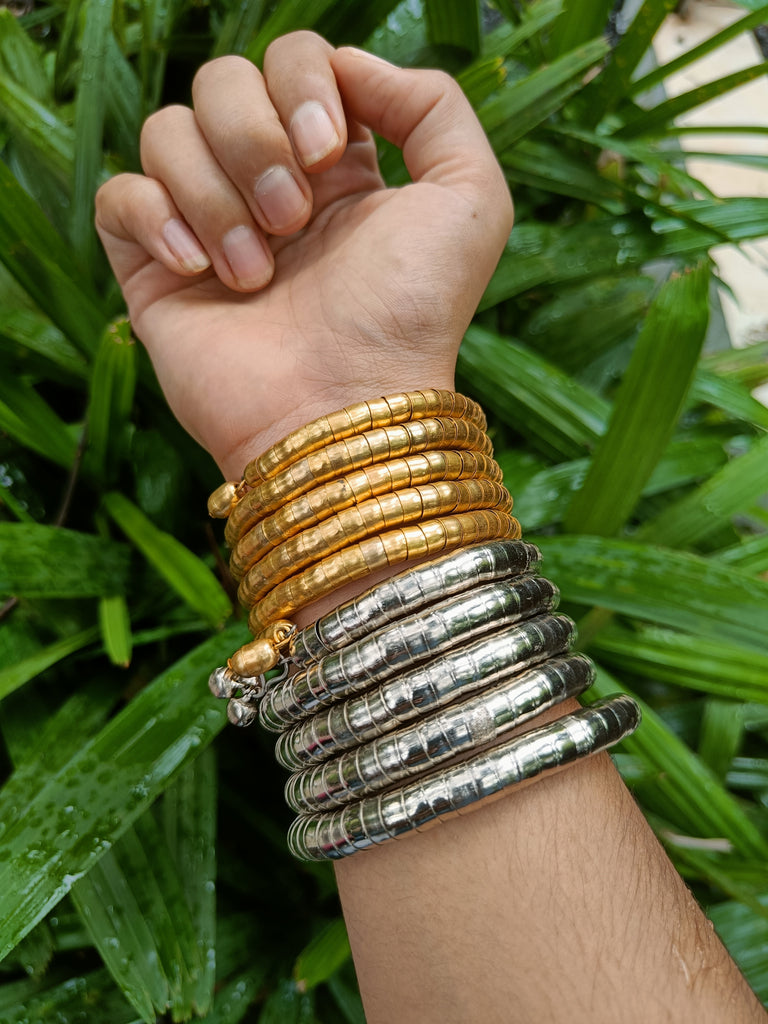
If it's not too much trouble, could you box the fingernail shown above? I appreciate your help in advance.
[291,101,340,167]
[222,225,273,288]
[162,218,211,272]
[253,165,309,231]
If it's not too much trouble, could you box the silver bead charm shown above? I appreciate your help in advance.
[227,699,260,727]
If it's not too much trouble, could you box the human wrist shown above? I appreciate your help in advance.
[213,370,457,480]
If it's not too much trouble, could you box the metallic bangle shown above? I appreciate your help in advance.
[226,417,494,546]
[273,613,576,769]
[286,695,641,860]
[291,539,541,665]
[285,654,595,814]
[238,478,512,606]
[260,575,559,732]
[245,390,487,486]
[248,510,521,636]
[230,450,503,578]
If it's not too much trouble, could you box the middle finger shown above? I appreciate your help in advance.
[192,55,313,237]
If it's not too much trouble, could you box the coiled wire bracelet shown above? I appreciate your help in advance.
[284,653,596,813]
[273,613,577,769]
[291,537,542,664]
[205,387,641,862]
[260,575,559,732]
[287,696,641,860]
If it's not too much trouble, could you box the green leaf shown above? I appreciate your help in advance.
[0,159,106,355]
[714,534,768,575]
[0,623,243,960]
[213,0,267,57]
[544,0,612,57]
[630,4,768,98]
[0,308,88,380]
[458,325,610,459]
[73,810,205,1022]
[536,535,768,652]
[293,919,351,993]
[99,594,132,667]
[591,623,768,704]
[589,668,768,859]
[0,480,35,524]
[0,375,78,468]
[639,433,768,549]
[502,139,626,208]
[197,966,267,1023]
[480,0,563,60]
[424,0,480,56]
[699,700,745,782]
[519,274,652,370]
[0,7,50,101]
[704,340,768,392]
[481,218,660,306]
[511,436,727,532]
[86,318,137,483]
[479,37,609,152]
[258,979,315,1024]
[618,60,768,139]
[583,0,678,114]
[12,922,54,978]
[72,0,114,275]
[690,368,768,430]
[0,677,118,810]
[0,625,100,702]
[0,69,74,179]
[71,837,169,1023]
[162,746,217,1015]
[564,262,710,536]
[709,898,768,1004]
[245,0,337,66]
[138,0,182,114]
[327,971,366,1024]
[656,197,768,257]
[103,492,231,628]
[0,524,128,598]
[0,968,140,1023]
[456,55,506,108]
[103,32,141,167]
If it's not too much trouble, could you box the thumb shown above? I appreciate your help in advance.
[331,47,512,222]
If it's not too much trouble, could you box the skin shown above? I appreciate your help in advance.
[95,32,767,1024]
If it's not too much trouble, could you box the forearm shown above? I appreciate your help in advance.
[336,739,764,1024]
[220,388,765,1024]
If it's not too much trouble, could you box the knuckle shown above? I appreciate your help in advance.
[140,104,188,147]
[425,68,460,100]
[193,55,255,95]
[264,29,325,67]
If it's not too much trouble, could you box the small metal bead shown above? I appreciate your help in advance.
[207,480,239,518]
[209,665,265,701]
[208,665,239,699]
[227,699,260,727]
[230,638,279,677]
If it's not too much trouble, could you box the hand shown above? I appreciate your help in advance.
[95,32,513,478]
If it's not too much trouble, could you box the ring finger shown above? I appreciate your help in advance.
[192,55,313,237]
[140,104,276,291]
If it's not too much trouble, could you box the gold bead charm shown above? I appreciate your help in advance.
[229,638,280,677]
[207,480,240,518]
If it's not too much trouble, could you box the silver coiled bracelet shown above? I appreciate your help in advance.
[208,539,640,861]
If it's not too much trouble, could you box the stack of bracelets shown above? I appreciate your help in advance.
[206,389,640,861]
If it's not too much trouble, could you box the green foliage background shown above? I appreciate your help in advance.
[2,0,768,1019]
